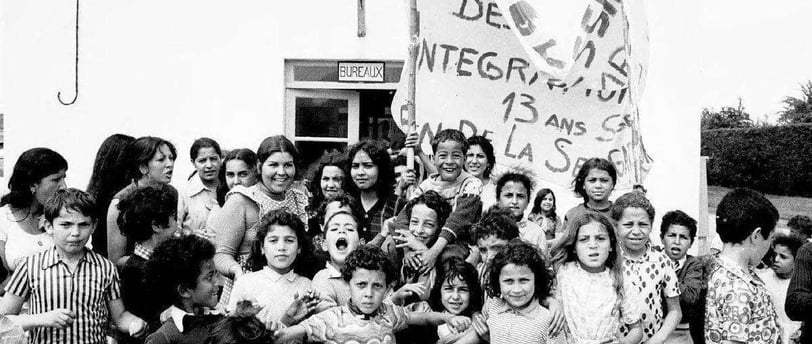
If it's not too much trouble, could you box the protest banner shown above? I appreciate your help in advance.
[391,0,652,188]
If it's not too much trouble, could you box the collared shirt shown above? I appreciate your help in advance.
[133,243,153,260]
[165,305,193,333]
[705,256,781,344]
[299,303,410,344]
[674,255,687,272]
[312,262,351,312]
[481,297,558,344]
[5,247,121,344]
[226,267,311,325]
[178,177,219,240]
[620,245,681,339]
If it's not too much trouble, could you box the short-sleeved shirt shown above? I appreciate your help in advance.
[5,247,121,344]
[299,303,410,344]
[480,297,557,344]
[620,245,681,339]
[705,256,781,344]
[311,263,351,311]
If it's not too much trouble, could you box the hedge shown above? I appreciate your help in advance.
[701,124,812,197]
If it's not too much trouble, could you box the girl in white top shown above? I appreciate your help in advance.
[495,172,548,256]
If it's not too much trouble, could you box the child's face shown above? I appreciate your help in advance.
[261,225,300,274]
[320,166,344,199]
[33,170,67,207]
[348,268,389,315]
[617,207,652,255]
[499,263,535,309]
[540,193,554,212]
[583,168,614,202]
[193,147,222,183]
[477,235,510,266]
[575,221,612,273]
[322,213,360,266]
[142,144,175,184]
[440,276,471,315]
[771,244,795,278]
[498,181,529,219]
[259,152,296,194]
[434,140,465,182]
[46,208,95,256]
[409,203,438,246]
[465,144,489,179]
[225,159,258,190]
[350,151,379,191]
[185,259,221,309]
[662,225,693,261]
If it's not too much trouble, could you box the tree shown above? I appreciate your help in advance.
[778,81,812,124]
[701,98,753,130]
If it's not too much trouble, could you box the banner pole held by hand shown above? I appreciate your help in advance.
[406,0,419,171]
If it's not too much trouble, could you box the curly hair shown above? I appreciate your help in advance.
[610,191,655,222]
[341,245,398,285]
[716,188,778,244]
[572,158,617,203]
[43,188,97,223]
[787,215,812,238]
[466,136,495,178]
[486,239,552,301]
[431,129,469,155]
[428,257,483,316]
[773,234,804,258]
[472,208,520,243]
[345,140,394,201]
[247,209,311,273]
[206,301,271,344]
[309,151,347,208]
[2,147,68,210]
[116,184,179,242]
[529,188,558,223]
[146,235,215,310]
[659,210,697,241]
[402,190,453,245]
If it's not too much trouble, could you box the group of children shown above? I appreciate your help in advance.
[0,127,807,344]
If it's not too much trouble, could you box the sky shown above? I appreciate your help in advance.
[698,0,812,123]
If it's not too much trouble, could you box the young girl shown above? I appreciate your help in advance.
[557,158,617,251]
[553,213,642,344]
[216,148,259,206]
[227,209,316,328]
[179,137,223,239]
[496,172,548,256]
[460,240,558,344]
[528,188,563,243]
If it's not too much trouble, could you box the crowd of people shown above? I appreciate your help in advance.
[0,129,808,344]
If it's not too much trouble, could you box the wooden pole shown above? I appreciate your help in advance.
[357,0,366,37]
[406,0,419,170]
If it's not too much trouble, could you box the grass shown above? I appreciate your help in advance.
[708,185,811,222]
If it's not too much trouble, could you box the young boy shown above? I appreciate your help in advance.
[0,188,147,344]
[472,209,519,289]
[611,192,681,343]
[395,129,483,274]
[274,245,470,343]
[755,234,804,344]
[787,215,812,242]
[312,210,362,312]
[659,210,707,344]
[144,235,223,344]
[705,188,782,344]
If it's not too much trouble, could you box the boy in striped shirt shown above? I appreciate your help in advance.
[0,188,147,344]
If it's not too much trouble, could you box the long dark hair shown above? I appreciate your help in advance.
[1,148,68,210]
[247,210,311,273]
[216,148,258,206]
[123,136,176,182]
[309,151,346,209]
[344,140,394,201]
[529,188,558,222]
[466,135,495,179]
[428,257,482,316]
[86,134,135,255]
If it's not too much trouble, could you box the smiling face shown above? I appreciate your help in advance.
[575,221,612,273]
[184,259,221,309]
[260,152,296,194]
[662,224,693,261]
[583,168,614,203]
[498,181,529,220]
[261,224,300,274]
[409,203,439,246]
[617,207,653,257]
[322,213,360,267]
[225,159,258,190]
[440,276,471,315]
[142,144,175,184]
[498,263,535,309]
[348,268,388,315]
[434,140,465,182]
[465,144,489,179]
[33,170,67,207]
[320,166,345,199]
[193,147,222,183]
[46,208,95,258]
[540,193,554,213]
[350,151,379,191]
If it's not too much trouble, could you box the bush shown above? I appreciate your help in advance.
[701,124,812,197]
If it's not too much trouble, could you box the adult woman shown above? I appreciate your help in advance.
[306,151,346,231]
[107,136,176,264]
[211,135,309,303]
[465,135,497,211]
[178,137,222,239]
[0,148,68,283]
[86,134,135,256]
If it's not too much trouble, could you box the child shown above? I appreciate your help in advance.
[528,188,563,243]
[395,129,483,276]
[755,234,804,344]
[312,210,363,312]
[227,209,316,327]
[559,158,617,250]
[0,188,147,343]
[787,215,812,242]
[118,184,180,341]
[705,188,781,343]
[659,210,707,344]
[460,240,559,344]
[495,172,547,255]
[207,301,272,344]
[552,213,642,343]
[473,209,520,288]
[611,192,681,342]
[144,235,222,344]
[274,245,471,343]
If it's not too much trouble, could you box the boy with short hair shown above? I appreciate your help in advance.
[0,188,147,344]
[274,245,470,343]
[311,210,363,312]
[472,209,520,288]
[705,188,782,344]
[756,234,804,344]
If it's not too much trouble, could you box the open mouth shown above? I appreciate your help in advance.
[336,238,348,250]
[588,252,600,258]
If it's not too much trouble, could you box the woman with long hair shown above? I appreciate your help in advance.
[86,134,135,256]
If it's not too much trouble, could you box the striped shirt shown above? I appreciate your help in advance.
[481,297,558,344]
[5,247,121,344]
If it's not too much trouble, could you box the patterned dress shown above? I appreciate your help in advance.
[619,245,681,339]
